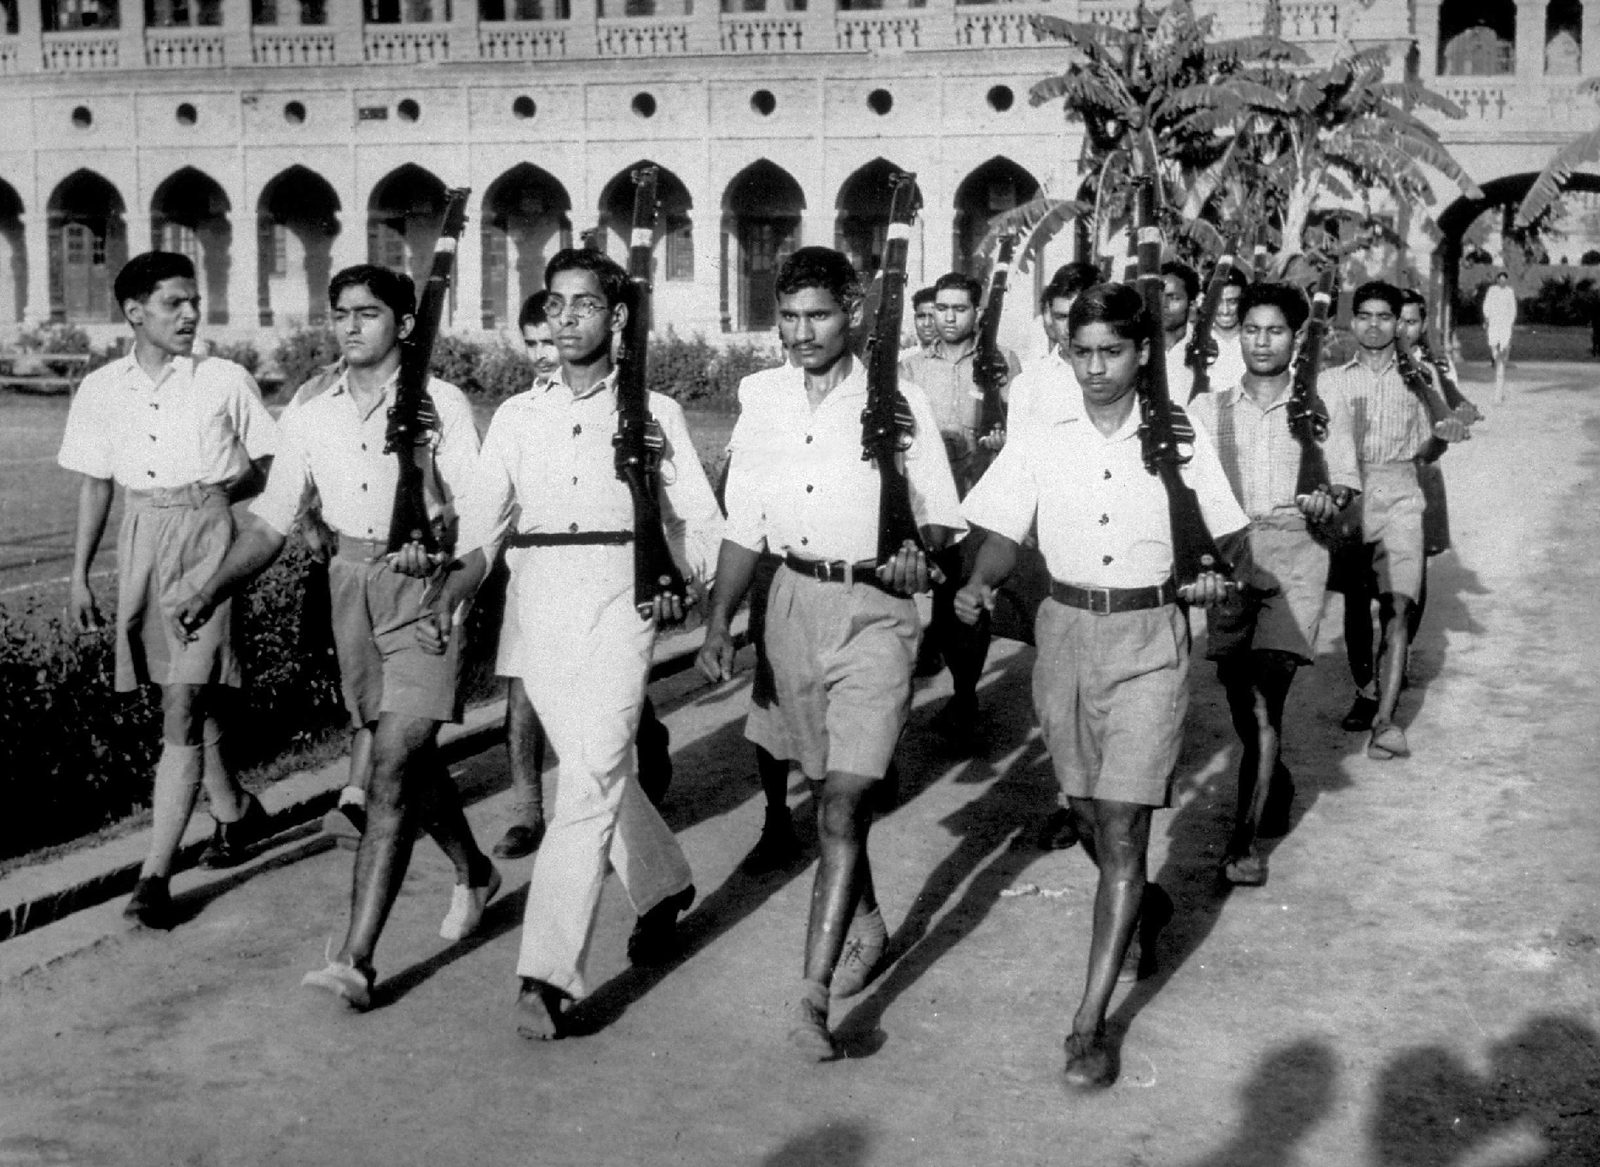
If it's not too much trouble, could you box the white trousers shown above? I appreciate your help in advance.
[510,569,692,998]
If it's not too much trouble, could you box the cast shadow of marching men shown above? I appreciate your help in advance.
[1174,1013,1600,1167]
[758,1119,873,1167]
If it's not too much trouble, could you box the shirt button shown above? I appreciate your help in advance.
[806,484,814,493]
[572,476,578,485]
[149,434,157,441]
[361,443,367,451]
[569,522,579,533]
[360,483,367,491]
[1102,555,1114,565]
[1099,514,1109,525]
[1103,469,1111,480]
[573,424,582,436]
[800,536,809,546]
[146,469,156,478]
[805,435,813,444]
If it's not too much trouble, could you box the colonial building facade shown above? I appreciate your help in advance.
[0,0,1592,344]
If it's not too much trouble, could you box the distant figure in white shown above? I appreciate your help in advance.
[1482,271,1518,404]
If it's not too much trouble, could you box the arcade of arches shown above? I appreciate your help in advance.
[1430,0,1596,77]
[0,156,1040,332]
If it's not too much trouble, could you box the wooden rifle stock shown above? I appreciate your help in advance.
[384,186,469,554]
[860,171,926,566]
[614,165,689,617]
[1394,342,1455,463]
[970,233,1017,479]
[1288,267,1339,500]
[1185,232,1240,401]
[1130,179,1230,588]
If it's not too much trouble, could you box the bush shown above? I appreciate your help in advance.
[15,322,94,354]
[430,333,534,399]
[205,339,262,377]
[648,331,781,409]
[270,327,340,395]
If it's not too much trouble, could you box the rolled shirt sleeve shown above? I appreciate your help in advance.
[652,393,725,583]
[249,405,316,537]
[453,399,521,560]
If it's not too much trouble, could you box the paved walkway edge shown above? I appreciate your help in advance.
[0,628,745,947]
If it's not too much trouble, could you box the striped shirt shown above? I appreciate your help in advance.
[1317,353,1432,468]
[1190,379,1360,522]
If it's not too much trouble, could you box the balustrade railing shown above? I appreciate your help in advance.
[721,16,804,54]
[480,20,569,59]
[364,23,452,64]
[956,9,1047,47]
[1277,1,1338,40]
[42,30,121,70]
[835,13,920,51]
[146,27,227,69]
[1077,1,1139,28]
[596,17,690,56]
[252,28,338,65]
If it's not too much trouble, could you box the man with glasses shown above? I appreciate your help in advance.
[420,249,723,1039]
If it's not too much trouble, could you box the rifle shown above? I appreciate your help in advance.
[1184,231,1240,401]
[384,186,469,554]
[1286,267,1347,504]
[969,232,1018,479]
[1394,341,1457,464]
[860,171,927,566]
[1418,337,1483,423]
[614,165,690,618]
[1130,178,1231,589]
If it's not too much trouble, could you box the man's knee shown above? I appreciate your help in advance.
[817,771,879,839]
[160,684,207,745]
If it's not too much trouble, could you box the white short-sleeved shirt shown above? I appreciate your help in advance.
[455,374,724,583]
[1482,284,1517,339]
[1317,354,1432,468]
[723,360,965,563]
[962,390,1248,589]
[1166,339,1196,402]
[1005,349,1076,441]
[57,353,275,490]
[251,370,478,542]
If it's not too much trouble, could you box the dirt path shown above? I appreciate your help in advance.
[0,368,1595,1167]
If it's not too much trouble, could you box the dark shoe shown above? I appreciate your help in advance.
[1367,721,1410,760]
[636,713,673,807]
[1035,806,1080,851]
[514,978,569,1041]
[321,801,365,850]
[740,811,802,875]
[627,884,695,967]
[492,821,546,860]
[786,987,837,1062]
[1062,1028,1117,1090]
[829,909,888,999]
[199,793,271,869]
[1221,845,1268,887]
[1258,765,1296,838]
[1341,694,1380,732]
[1118,884,1173,984]
[123,876,173,929]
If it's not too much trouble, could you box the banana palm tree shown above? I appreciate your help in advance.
[1515,79,1600,228]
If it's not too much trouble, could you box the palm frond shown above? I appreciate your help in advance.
[1516,122,1600,226]
[973,196,1091,272]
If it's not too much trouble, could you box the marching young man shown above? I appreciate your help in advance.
[1322,282,1467,760]
[58,251,277,928]
[956,283,1247,1089]
[1203,266,1250,397]
[420,249,722,1039]
[1189,283,1360,886]
[697,247,963,1061]
[489,290,676,862]
[909,286,938,355]
[176,265,499,1009]
[1160,260,1199,401]
[900,271,1022,742]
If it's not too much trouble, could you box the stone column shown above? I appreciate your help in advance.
[21,213,52,325]
[228,205,259,330]
[920,0,956,50]
[448,0,480,61]
[802,0,836,54]
[222,0,254,65]
[119,0,148,69]
[330,0,365,64]
[14,0,44,72]
[451,204,483,333]
[1414,0,1443,77]
[687,0,722,54]
[1515,0,1548,77]
[1582,0,1600,73]
[569,0,599,58]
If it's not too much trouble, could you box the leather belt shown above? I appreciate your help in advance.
[124,483,228,511]
[504,530,634,548]
[1050,579,1177,614]
[782,554,894,594]
[332,536,392,562]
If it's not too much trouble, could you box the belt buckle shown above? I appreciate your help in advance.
[814,560,831,583]
[1087,587,1111,615]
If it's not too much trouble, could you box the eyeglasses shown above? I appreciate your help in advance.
[542,295,608,321]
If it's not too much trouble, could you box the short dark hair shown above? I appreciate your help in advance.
[1221,265,1250,290]
[1160,261,1200,304]
[1399,288,1428,319]
[1042,262,1101,309]
[114,251,195,308]
[1351,280,1404,316]
[517,290,552,331]
[911,287,936,309]
[774,246,862,307]
[328,264,417,321]
[1066,282,1153,345]
[545,247,629,309]
[932,272,983,306]
[1238,282,1310,333]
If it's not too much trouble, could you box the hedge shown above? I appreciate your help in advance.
[0,537,512,864]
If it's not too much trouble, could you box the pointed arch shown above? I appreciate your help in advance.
[47,169,127,324]
[481,162,573,330]
[150,167,232,324]
[721,159,805,332]
[0,177,23,324]
[597,161,694,283]
[834,157,922,278]
[258,164,343,327]
[952,156,1040,278]
[367,163,448,288]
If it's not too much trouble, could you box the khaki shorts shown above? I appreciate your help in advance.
[1206,515,1331,666]
[1360,462,1425,601]
[743,552,796,762]
[328,539,464,727]
[1032,598,1190,808]
[764,565,920,782]
[113,484,239,692]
